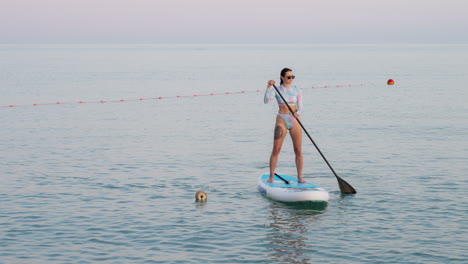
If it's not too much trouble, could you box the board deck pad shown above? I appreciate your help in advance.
[261,174,319,188]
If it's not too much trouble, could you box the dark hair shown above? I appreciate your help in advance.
[280,68,292,85]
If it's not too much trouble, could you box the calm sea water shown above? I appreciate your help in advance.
[1,44,467,263]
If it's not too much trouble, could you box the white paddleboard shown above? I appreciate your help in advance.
[258,174,329,202]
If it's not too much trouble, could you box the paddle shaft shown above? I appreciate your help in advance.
[272,84,356,194]
[274,173,290,184]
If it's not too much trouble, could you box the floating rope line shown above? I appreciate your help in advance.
[1,83,365,109]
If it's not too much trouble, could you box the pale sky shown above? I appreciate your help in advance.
[1,0,467,43]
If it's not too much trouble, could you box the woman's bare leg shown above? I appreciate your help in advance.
[289,119,305,183]
[269,116,287,182]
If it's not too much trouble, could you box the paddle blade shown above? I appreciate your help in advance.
[337,176,357,194]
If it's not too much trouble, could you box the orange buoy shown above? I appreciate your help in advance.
[387,79,395,85]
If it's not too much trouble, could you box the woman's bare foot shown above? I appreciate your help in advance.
[267,176,274,183]
[297,178,306,184]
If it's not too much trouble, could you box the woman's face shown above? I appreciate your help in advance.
[281,71,295,85]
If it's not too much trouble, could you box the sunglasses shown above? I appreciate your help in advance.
[284,75,295,80]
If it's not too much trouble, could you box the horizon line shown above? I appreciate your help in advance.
[1,42,467,45]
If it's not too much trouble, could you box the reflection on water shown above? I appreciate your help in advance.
[195,202,207,209]
[266,201,327,263]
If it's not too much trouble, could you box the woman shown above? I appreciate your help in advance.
[264,68,305,183]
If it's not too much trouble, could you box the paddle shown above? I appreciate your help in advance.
[274,173,291,184]
[272,84,357,194]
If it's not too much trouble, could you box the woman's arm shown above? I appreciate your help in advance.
[296,86,303,114]
[264,80,276,104]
